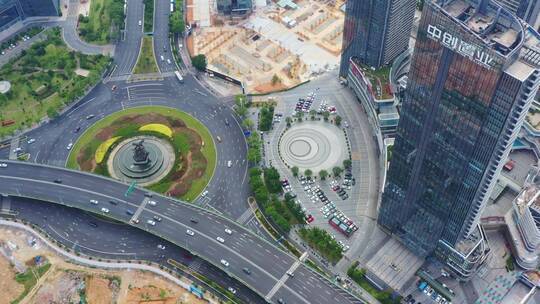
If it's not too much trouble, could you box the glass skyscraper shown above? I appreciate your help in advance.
[378,0,540,279]
[0,0,58,31]
[339,0,416,76]
[495,0,540,29]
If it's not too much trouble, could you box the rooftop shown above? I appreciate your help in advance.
[351,58,393,100]
[436,0,523,56]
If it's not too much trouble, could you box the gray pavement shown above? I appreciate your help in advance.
[112,0,144,76]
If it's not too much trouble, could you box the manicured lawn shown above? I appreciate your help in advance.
[133,36,158,74]
[67,106,216,202]
[0,28,110,139]
[78,0,125,44]
[11,263,51,304]
[143,0,155,33]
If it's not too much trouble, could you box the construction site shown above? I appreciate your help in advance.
[0,227,212,304]
[186,0,346,93]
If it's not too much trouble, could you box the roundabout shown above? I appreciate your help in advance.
[279,121,348,173]
[67,106,216,201]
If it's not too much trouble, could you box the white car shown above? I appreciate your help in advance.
[227,160,232,168]
[157,244,166,250]
[147,220,156,226]
[342,245,350,252]
[186,229,195,236]
[0,163,7,168]
[216,236,225,243]
[201,190,208,196]
[224,228,232,235]
[147,200,157,206]
[13,147,22,153]
[66,143,73,150]
[27,138,35,144]
[138,20,142,26]
[227,287,237,294]
[220,259,229,267]
[90,199,99,205]
[101,207,109,213]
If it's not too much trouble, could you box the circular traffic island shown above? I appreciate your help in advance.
[279,121,348,173]
[67,106,216,201]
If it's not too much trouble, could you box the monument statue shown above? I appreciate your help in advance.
[132,139,150,165]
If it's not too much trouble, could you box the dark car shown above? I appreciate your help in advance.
[190,217,199,223]
[109,200,118,205]
[53,179,62,184]
[74,126,81,133]
[126,210,134,216]
[88,221,98,228]
[242,267,251,275]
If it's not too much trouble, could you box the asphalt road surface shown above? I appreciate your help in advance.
[0,161,363,304]
[112,0,144,76]
[8,196,265,304]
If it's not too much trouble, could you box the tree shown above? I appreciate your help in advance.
[335,115,342,126]
[46,107,58,119]
[169,11,185,34]
[191,54,207,71]
[291,166,299,177]
[343,159,352,169]
[264,167,282,193]
[332,166,343,177]
[304,169,313,177]
[235,105,247,118]
[309,109,316,120]
[285,116,292,127]
[319,170,328,180]
[322,111,330,121]
[242,118,254,130]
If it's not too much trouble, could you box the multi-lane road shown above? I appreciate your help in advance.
[0,161,362,304]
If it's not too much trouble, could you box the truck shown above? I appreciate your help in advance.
[328,216,357,237]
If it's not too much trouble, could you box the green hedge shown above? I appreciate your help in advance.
[347,261,401,304]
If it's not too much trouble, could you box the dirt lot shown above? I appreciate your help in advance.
[189,0,345,93]
[0,227,213,304]
[0,249,24,304]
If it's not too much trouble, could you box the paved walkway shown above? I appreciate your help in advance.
[279,120,348,172]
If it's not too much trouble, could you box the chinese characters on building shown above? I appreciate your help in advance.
[427,24,495,69]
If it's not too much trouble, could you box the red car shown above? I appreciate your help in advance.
[306,214,315,223]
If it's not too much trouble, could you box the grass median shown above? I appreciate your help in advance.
[133,36,158,74]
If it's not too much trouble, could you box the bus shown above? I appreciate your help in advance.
[175,71,184,83]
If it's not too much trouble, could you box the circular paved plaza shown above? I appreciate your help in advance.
[279,121,348,173]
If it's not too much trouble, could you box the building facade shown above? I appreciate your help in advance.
[505,167,540,270]
[339,0,416,76]
[495,0,540,30]
[0,0,59,31]
[378,0,540,279]
[216,0,252,16]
